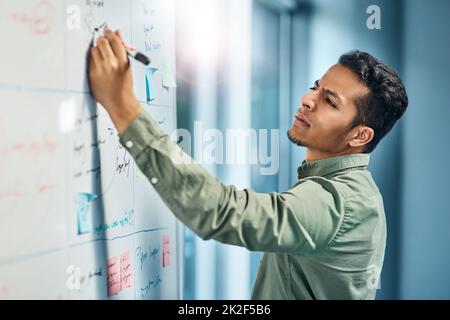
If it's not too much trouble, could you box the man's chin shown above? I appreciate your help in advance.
[287,129,307,147]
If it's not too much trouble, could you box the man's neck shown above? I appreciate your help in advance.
[305,147,362,162]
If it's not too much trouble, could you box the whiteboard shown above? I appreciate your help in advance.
[0,0,182,299]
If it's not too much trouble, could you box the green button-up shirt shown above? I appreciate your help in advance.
[119,111,386,300]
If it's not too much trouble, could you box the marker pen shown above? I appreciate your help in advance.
[122,44,151,66]
[93,23,151,66]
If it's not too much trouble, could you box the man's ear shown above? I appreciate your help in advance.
[349,126,374,148]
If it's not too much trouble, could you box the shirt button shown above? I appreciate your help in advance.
[151,177,158,184]
[125,140,134,148]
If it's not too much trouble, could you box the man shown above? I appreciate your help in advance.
[89,29,408,299]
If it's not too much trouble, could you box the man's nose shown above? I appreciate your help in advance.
[300,91,317,111]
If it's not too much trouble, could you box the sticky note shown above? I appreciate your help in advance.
[163,251,170,267]
[120,250,133,289]
[145,67,158,103]
[162,234,170,267]
[107,256,121,296]
[161,63,177,89]
[76,193,97,235]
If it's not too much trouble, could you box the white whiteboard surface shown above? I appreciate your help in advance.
[0,0,182,300]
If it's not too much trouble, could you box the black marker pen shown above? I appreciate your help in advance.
[123,46,151,66]
[93,23,151,66]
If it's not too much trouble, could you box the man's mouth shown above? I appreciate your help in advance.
[293,114,310,127]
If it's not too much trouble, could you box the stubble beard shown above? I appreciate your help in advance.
[287,128,308,147]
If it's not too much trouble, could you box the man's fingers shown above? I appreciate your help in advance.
[103,29,128,63]
[115,29,124,42]
[90,46,101,70]
[96,35,116,62]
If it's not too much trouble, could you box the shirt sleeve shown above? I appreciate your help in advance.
[119,111,347,254]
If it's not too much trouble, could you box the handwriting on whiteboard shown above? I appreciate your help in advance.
[140,275,162,298]
[141,0,161,53]
[0,172,57,200]
[94,208,135,235]
[86,0,104,8]
[115,149,131,177]
[0,134,57,159]
[136,244,160,271]
[120,251,132,289]
[9,0,54,35]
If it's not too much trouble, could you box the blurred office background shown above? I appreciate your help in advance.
[174,0,450,299]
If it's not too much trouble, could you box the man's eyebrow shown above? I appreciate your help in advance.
[324,88,342,103]
[316,80,343,104]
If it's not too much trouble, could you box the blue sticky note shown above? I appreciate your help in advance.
[145,67,158,103]
[76,192,97,235]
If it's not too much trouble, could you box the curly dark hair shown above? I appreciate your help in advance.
[338,50,408,153]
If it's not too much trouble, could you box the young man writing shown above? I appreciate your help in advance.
[89,29,408,299]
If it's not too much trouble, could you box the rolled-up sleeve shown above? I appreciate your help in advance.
[119,111,346,254]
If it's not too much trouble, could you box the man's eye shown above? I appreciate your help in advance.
[309,86,317,91]
[326,98,337,108]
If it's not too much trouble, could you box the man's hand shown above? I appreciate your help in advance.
[89,29,143,135]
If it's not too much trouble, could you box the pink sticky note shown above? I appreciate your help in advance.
[163,235,170,251]
[163,234,170,267]
[120,250,133,289]
[107,256,121,296]
[163,243,170,252]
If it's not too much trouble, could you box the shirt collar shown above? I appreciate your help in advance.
[297,153,370,179]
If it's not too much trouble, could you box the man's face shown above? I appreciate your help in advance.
[288,64,369,153]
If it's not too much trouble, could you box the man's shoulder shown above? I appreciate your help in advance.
[293,168,381,201]
[329,167,380,199]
